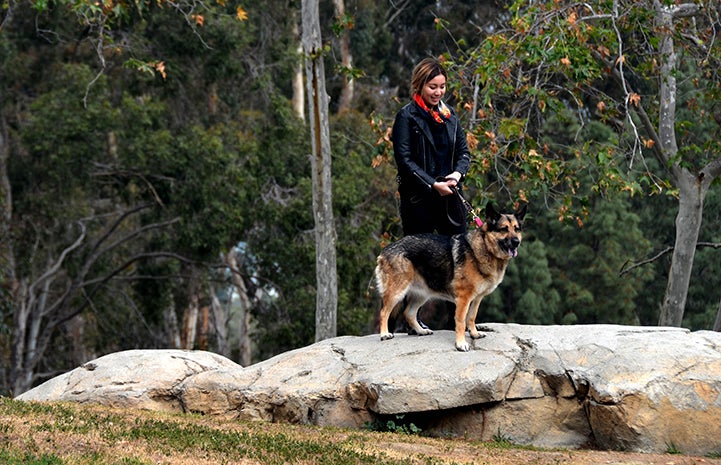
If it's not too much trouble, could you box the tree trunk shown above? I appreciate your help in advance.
[197,305,209,350]
[333,0,353,113]
[163,303,181,348]
[292,21,305,120]
[0,114,16,342]
[180,267,200,349]
[302,0,338,342]
[0,116,13,275]
[653,3,711,327]
[659,176,705,326]
[209,287,230,357]
[225,249,252,366]
[714,296,721,332]
[0,116,17,390]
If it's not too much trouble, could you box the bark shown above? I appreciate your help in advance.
[226,250,252,366]
[209,290,230,358]
[333,0,353,113]
[292,20,305,120]
[302,0,338,341]
[0,114,15,307]
[197,305,209,351]
[180,272,200,350]
[658,175,706,326]
[10,225,86,395]
[163,303,181,348]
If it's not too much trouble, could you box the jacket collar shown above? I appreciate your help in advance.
[408,101,456,151]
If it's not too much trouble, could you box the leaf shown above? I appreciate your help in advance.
[236,6,248,21]
[628,92,641,107]
[154,61,167,79]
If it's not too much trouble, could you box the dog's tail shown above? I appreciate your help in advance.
[365,272,377,301]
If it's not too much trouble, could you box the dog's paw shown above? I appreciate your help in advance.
[474,324,494,332]
[380,332,394,341]
[469,332,486,340]
[416,328,433,336]
[455,340,470,352]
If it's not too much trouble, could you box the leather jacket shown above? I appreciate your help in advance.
[391,101,471,196]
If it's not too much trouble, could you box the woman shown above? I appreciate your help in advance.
[391,57,472,331]
[392,57,472,236]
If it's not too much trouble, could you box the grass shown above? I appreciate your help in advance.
[2,396,721,465]
[0,397,478,464]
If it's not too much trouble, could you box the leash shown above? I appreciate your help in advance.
[450,185,483,228]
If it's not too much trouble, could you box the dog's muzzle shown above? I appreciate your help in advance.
[501,237,521,257]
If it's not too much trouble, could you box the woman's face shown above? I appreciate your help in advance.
[421,74,446,107]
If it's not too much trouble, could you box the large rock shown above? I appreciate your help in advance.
[17,324,721,455]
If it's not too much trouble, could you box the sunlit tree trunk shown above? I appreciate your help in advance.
[292,21,305,120]
[302,0,338,341]
[163,303,181,348]
[226,249,252,365]
[180,266,200,349]
[209,289,230,357]
[333,0,353,113]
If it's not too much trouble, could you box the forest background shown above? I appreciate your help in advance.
[2,0,720,397]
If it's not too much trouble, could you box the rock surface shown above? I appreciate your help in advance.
[17,324,721,455]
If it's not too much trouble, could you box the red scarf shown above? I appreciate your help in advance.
[413,93,451,124]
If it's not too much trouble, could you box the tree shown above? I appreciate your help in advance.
[302,0,338,341]
[332,0,353,113]
[0,0,262,393]
[447,0,721,327]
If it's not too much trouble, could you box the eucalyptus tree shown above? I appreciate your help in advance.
[448,0,721,327]
[0,0,259,394]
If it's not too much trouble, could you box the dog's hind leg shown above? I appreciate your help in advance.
[402,296,433,336]
[379,295,403,340]
[378,284,411,341]
[466,296,485,340]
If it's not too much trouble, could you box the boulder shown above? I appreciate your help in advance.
[17,324,721,455]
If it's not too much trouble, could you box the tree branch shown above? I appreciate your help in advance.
[27,222,86,298]
[701,157,721,182]
[620,242,721,276]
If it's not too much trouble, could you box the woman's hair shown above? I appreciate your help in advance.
[410,57,448,95]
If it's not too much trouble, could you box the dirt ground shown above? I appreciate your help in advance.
[360,433,721,465]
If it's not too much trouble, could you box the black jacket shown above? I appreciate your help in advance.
[391,101,471,196]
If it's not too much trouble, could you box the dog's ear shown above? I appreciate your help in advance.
[485,202,502,227]
[514,203,528,222]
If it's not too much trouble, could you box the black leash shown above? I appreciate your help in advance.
[450,186,483,228]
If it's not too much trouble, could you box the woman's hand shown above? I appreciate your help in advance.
[433,172,461,196]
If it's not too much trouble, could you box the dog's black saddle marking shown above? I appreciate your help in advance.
[392,233,457,294]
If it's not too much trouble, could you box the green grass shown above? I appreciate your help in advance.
[0,397,454,464]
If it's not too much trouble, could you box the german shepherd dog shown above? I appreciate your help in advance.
[374,203,526,351]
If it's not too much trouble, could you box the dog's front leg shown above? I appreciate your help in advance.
[453,296,472,351]
[466,296,485,340]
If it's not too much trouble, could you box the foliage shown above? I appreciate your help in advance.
[3,0,721,397]
[364,414,422,435]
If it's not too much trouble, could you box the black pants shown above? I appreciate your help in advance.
[399,190,467,236]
